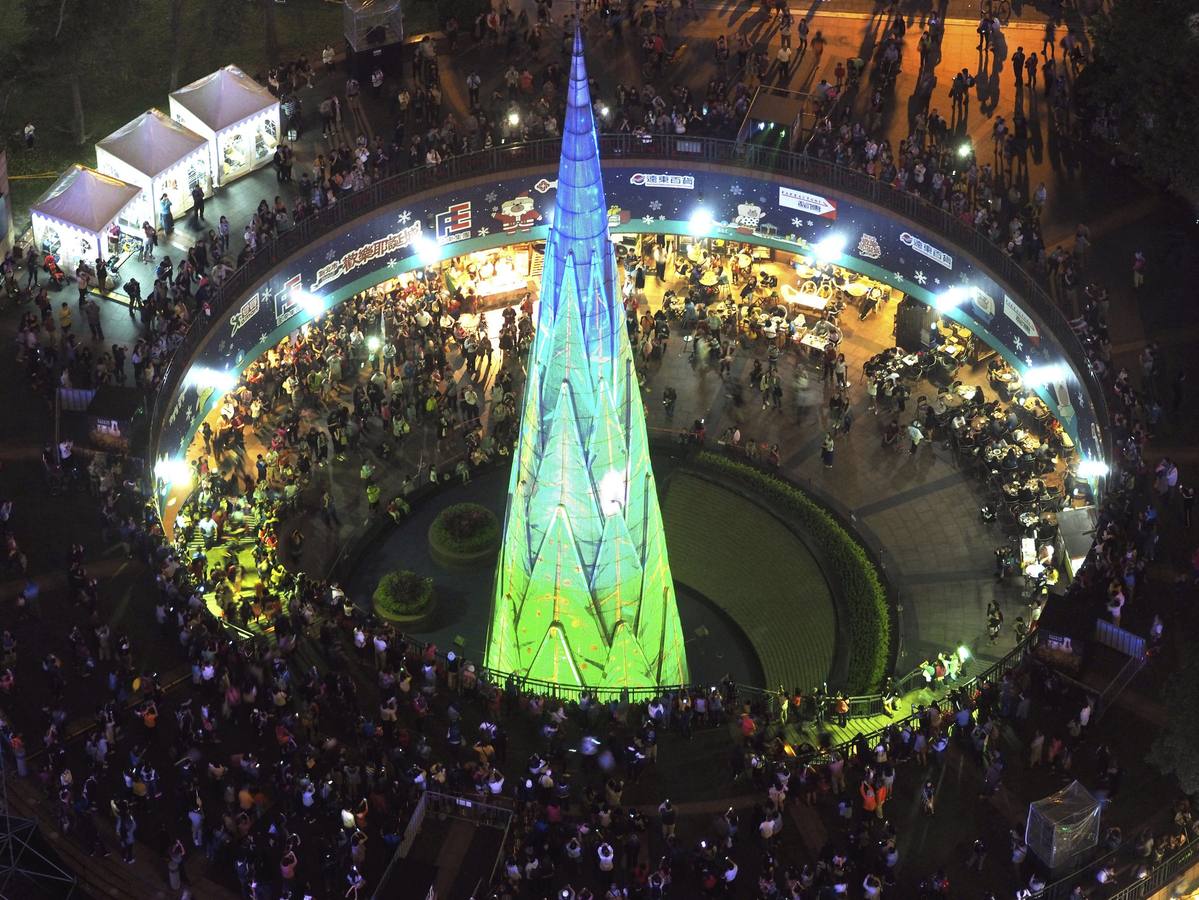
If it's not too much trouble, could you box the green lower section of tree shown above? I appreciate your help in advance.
[692,452,891,693]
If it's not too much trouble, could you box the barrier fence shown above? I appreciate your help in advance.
[146,133,1112,482]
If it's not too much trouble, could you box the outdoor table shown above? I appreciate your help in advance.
[781,283,828,311]
[844,282,870,298]
[699,271,719,287]
[800,332,830,352]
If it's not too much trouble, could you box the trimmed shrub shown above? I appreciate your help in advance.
[372,570,435,620]
[693,452,892,693]
[429,503,500,555]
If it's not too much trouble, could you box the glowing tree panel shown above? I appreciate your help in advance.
[485,30,688,689]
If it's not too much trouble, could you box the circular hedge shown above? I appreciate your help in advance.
[427,502,501,566]
[695,452,892,693]
[372,570,436,622]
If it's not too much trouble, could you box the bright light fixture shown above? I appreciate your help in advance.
[1077,458,1109,479]
[957,143,972,158]
[367,336,381,352]
[1023,362,1069,388]
[688,208,715,237]
[934,286,970,312]
[812,233,846,263]
[292,289,325,317]
[413,233,440,267]
[507,111,520,127]
[154,457,192,488]
[185,366,238,392]
[598,470,627,516]
[599,105,610,119]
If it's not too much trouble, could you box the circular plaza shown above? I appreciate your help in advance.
[4,4,1196,900]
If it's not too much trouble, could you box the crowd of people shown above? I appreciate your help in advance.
[0,2,1192,899]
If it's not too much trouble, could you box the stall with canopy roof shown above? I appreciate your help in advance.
[95,109,211,227]
[169,66,279,187]
[31,165,142,272]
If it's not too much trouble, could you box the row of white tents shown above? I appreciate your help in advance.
[31,65,280,272]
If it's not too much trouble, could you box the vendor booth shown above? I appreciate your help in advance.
[31,165,141,272]
[169,66,279,187]
[95,109,211,225]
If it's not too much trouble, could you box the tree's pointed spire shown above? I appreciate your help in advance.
[542,26,612,321]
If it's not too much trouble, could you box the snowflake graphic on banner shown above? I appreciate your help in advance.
[648,200,662,211]
[396,210,411,225]
[1013,336,1023,351]
[325,248,337,262]
[484,191,497,204]
[386,258,398,267]
[892,272,905,282]
[807,219,815,227]
[934,277,942,285]
[913,270,928,285]
[857,234,882,259]
[791,217,802,228]
[642,215,655,225]
[730,184,743,196]
[478,227,490,236]
[657,215,665,221]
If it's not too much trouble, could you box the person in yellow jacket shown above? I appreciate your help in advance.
[58,302,72,332]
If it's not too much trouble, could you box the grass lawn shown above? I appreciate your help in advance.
[0,0,441,232]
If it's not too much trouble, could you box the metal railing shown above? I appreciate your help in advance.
[373,790,513,900]
[1106,840,1199,900]
[147,133,1112,476]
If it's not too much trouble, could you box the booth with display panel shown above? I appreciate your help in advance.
[30,165,142,272]
[169,66,280,188]
[95,109,212,228]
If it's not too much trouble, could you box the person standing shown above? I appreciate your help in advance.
[821,432,835,468]
[159,193,174,235]
[84,298,103,341]
[191,184,206,224]
[94,256,108,293]
[1011,46,1026,86]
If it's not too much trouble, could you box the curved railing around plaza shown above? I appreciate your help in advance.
[146,133,1113,477]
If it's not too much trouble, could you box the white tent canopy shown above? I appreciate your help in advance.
[169,66,279,187]
[31,165,141,271]
[95,109,211,223]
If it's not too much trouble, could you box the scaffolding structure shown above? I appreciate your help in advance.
[0,750,77,899]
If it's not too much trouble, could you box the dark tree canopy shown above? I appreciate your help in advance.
[1148,658,1199,794]
[1081,0,1199,191]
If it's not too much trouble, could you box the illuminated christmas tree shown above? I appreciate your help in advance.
[484,30,689,690]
